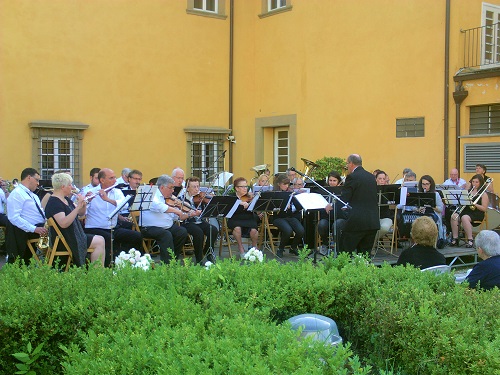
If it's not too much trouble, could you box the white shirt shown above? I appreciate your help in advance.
[140,189,179,229]
[81,183,96,196]
[395,178,404,185]
[0,189,6,215]
[116,177,126,185]
[7,184,45,233]
[443,178,467,189]
[85,186,126,229]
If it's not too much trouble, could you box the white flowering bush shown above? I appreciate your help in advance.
[115,248,153,271]
[243,247,263,263]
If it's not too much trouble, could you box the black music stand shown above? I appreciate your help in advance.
[405,192,436,208]
[107,195,135,266]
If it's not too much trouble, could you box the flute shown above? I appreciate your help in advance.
[84,184,118,204]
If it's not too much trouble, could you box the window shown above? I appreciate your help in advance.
[470,104,500,135]
[464,142,500,172]
[274,128,289,173]
[269,0,287,12]
[29,121,88,186]
[186,0,226,19]
[185,129,229,184]
[482,3,500,66]
[396,117,424,138]
[259,0,292,18]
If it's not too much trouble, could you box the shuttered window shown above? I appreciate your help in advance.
[470,104,500,135]
[396,117,424,138]
[483,4,500,66]
[464,143,500,173]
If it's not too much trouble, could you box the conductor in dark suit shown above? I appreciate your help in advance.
[341,154,380,256]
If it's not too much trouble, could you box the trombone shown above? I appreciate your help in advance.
[451,177,493,221]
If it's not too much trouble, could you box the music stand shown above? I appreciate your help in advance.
[107,194,135,265]
[200,196,239,220]
[404,192,436,208]
[441,189,471,207]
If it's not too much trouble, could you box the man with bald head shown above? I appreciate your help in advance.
[443,168,466,189]
[341,154,380,257]
[84,168,142,266]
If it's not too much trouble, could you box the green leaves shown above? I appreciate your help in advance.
[12,342,44,375]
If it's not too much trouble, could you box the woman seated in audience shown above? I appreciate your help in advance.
[466,230,500,290]
[45,173,105,266]
[450,174,490,248]
[396,216,446,270]
[271,173,305,258]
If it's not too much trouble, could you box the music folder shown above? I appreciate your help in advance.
[293,192,329,210]
[200,195,239,219]
[249,191,293,213]
[378,184,401,205]
[401,192,436,207]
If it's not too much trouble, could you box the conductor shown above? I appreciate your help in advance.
[341,154,380,256]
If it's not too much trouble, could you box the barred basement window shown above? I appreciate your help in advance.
[396,117,425,138]
[470,104,500,135]
[29,121,88,187]
[464,142,500,173]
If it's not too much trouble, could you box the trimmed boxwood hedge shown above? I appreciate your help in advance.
[0,254,499,374]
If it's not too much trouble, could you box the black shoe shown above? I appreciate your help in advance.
[449,238,459,247]
[289,248,299,256]
[207,253,216,263]
[277,249,284,258]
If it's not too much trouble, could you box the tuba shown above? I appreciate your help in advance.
[301,158,319,177]
[250,164,270,185]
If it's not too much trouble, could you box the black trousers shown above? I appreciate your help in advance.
[272,217,305,250]
[182,221,219,263]
[141,225,188,264]
[342,229,378,257]
[5,222,43,264]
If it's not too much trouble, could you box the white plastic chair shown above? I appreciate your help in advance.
[421,265,451,275]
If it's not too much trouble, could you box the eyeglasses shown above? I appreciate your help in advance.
[30,176,40,182]
[130,176,142,180]
[236,185,248,188]
[421,182,431,186]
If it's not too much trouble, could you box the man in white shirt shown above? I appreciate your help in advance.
[84,168,142,266]
[394,168,412,185]
[81,167,101,196]
[442,168,467,189]
[6,168,48,264]
[0,177,9,227]
[116,167,131,186]
[140,175,189,264]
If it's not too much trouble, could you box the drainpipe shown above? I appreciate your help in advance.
[444,0,450,180]
[453,83,468,172]
[228,0,234,174]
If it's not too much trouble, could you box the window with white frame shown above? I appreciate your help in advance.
[29,122,88,186]
[194,0,217,13]
[482,3,500,66]
[186,131,227,184]
[187,0,226,19]
[274,128,289,173]
[259,0,292,18]
[269,0,287,12]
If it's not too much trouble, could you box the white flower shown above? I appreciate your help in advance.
[243,247,263,263]
[205,261,213,270]
[114,248,153,271]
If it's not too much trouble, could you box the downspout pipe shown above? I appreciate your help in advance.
[444,0,450,180]
[228,0,234,174]
[453,83,468,172]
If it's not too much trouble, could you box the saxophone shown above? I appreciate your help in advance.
[37,222,50,252]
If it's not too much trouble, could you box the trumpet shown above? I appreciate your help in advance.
[84,184,118,204]
[451,177,493,221]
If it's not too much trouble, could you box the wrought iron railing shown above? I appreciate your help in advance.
[460,22,500,69]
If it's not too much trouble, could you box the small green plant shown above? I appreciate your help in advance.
[310,156,346,181]
[12,342,44,375]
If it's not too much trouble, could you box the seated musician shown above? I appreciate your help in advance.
[466,230,500,290]
[272,174,305,258]
[396,216,446,270]
[254,173,271,187]
[81,168,101,196]
[375,171,394,239]
[116,167,131,187]
[443,168,466,189]
[139,175,189,264]
[470,164,494,194]
[178,176,218,264]
[395,168,413,185]
[0,177,10,227]
[6,168,49,264]
[84,168,143,266]
[450,174,490,248]
[45,173,105,266]
[318,171,347,255]
[292,177,307,192]
[228,177,259,257]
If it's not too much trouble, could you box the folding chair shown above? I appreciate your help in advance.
[45,217,73,271]
[129,211,160,255]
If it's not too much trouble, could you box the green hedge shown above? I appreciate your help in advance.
[0,255,499,374]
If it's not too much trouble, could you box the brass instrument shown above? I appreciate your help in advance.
[301,158,319,177]
[451,178,493,221]
[37,222,50,252]
[250,164,270,185]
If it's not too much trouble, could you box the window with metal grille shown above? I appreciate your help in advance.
[29,122,88,187]
[470,104,500,135]
[464,142,500,173]
[188,133,225,184]
[396,117,425,138]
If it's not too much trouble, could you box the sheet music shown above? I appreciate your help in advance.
[225,200,241,219]
[130,185,158,211]
[441,189,471,205]
[399,187,408,206]
[293,192,329,210]
[247,194,261,211]
[107,195,134,220]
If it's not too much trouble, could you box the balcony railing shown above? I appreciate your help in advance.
[460,22,500,69]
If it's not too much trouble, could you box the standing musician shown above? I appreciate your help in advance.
[272,174,305,258]
[45,173,106,266]
[84,168,143,266]
[139,175,189,264]
[178,176,218,264]
[318,171,347,255]
[6,168,48,264]
[450,174,490,248]
[227,177,259,257]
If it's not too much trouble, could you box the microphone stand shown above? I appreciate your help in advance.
[290,168,351,263]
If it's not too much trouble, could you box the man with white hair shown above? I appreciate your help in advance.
[116,168,131,186]
[466,230,500,290]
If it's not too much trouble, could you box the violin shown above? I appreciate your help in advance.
[239,192,254,203]
[165,195,194,213]
[192,192,214,207]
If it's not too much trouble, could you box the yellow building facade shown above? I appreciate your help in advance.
[0,0,499,188]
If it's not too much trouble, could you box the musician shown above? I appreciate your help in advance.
[116,168,131,186]
[395,168,413,185]
[375,171,393,238]
[178,176,218,264]
[45,173,105,266]
[466,230,500,290]
[292,177,307,192]
[404,171,417,183]
[443,168,466,189]
[172,167,186,192]
[255,173,270,187]
[396,216,446,270]
[127,170,143,190]
[272,174,305,258]
[286,168,297,181]
[6,168,48,264]
[84,168,143,266]
[318,171,347,254]
[450,174,490,248]
[227,177,259,257]
[139,175,189,264]
[0,177,9,227]
[81,168,101,196]
[472,164,494,193]
[341,154,380,256]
